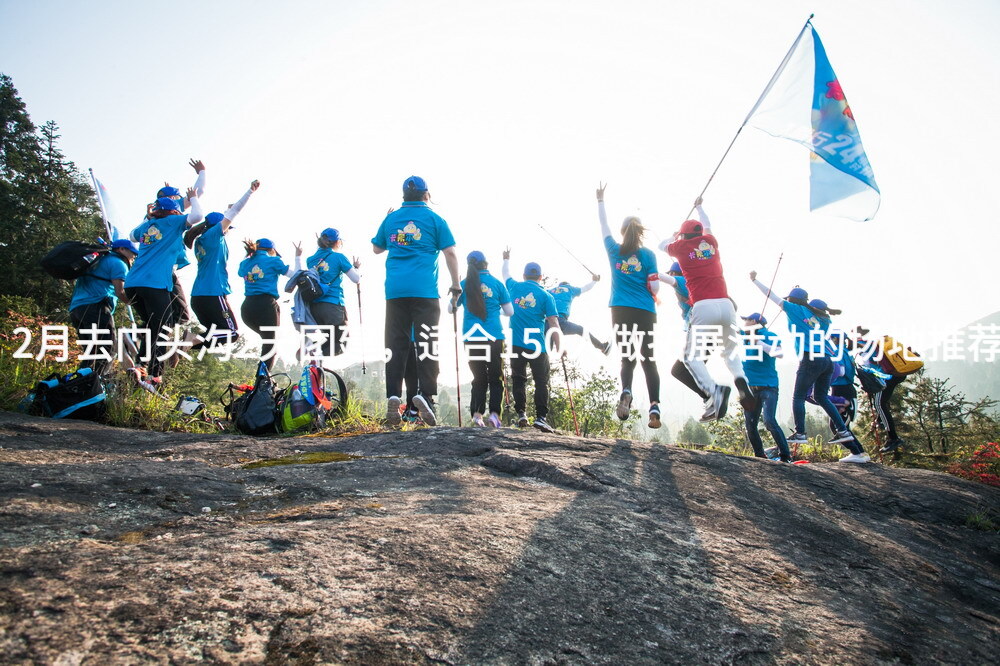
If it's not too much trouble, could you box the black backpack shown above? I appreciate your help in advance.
[293,272,324,303]
[222,362,282,435]
[40,241,110,280]
[30,367,107,421]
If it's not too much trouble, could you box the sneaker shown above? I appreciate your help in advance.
[517,411,529,428]
[734,377,756,413]
[699,394,717,422]
[829,428,855,445]
[787,432,808,444]
[386,396,402,426]
[648,405,661,429]
[763,446,779,458]
[880,438,904,454]
[472,414,486,427]
[401,409,421,424]
[839,452,871,464]
[412,395,437,426]
[700,385,730,423]
[488,413,503,428]
[616,390,633,421]
[601,341,613,356]
[533,417,555,433]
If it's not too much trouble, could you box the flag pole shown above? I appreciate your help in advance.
[89,168,114,242]
[682,14,814,220]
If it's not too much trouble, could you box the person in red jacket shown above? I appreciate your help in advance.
[663,197,753,422]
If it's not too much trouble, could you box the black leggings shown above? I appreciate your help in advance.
[510,345,550,419]
[241,294,280,369]
[467,340,504,416]
[311,301,348,358]
[70,299,115,374]
[124,286,176,378]
[872,375,905,441]
[385,298,440,401]
[611,306,659,403]
[190,295,239,348]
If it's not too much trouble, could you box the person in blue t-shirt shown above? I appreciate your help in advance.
[69,239,138,374]
[307,227,361,359]
[751,273,868,463]
[238,238,302,370]
[449,250,513,428]
[183,179,260,350]
[548,275,610,355]
[372,176,461,427]
[502,251,560,433]
[596,183,662,429]
[739,313,791,463]
[827,329,858,433]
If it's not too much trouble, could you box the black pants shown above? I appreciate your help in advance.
[611,306,659,403]
[510,345,550,419]
[385,298,440,401]
[124,286,176,378]
[311,301,348,358]
[468,339,504,416]
[872,375,905,441]
[403,339,419,412]
[241,294,280,370]
[190,295,239,348]
[558,316,606,351]
[70,299,115,374]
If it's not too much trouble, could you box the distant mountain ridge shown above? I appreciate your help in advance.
[925,310,1000,401]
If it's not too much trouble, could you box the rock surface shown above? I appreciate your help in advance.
[0,410,998,664]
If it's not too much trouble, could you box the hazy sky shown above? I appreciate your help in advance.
[3,0,998,421]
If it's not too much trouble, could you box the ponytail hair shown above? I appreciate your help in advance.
[464,255,488,321]
[620,216,646,257]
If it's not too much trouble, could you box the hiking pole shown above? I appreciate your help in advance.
[356,282,366,374]
[451,303,463,426]
[561,356,580,436]
[537,224,596,275]
[758,252,784,320]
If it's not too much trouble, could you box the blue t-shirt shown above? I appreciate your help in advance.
[238,251,289,298]
[307,248,354,305]
[191,224,230,297]
[782,301,831,358]
[506,278,558,352]
[672,275,692,323]
[457,271,511,341]
[371,202,456,300]
[69,254,128,313]
[830,340,856,386]
[604,236,657,313]
[124,214,190,290]
[742,326,780,388]
[547,284,582,319]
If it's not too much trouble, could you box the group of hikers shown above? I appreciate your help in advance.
[66,165,917,461]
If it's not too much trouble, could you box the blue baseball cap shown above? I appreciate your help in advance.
[809,298,829,311]
[467,250,485,264]
[157,186,182,198]
[787,287,809,301]
[111,239,138,253]
[156,196,181,212]
[403,175,428,193]
[204,212,225,226]
[742,312,767,326]
[321,227,340,242]
[523,262,542,278]
[669,261,681,274]
[256,238,275,249]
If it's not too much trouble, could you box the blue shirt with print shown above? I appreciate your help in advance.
[307,248,354,306]
[548,284,582,319]
[124,214,190,290]
[70,254,128,313]
[506,278,558,352]
[742,326,780,388]
[372,202,456,300]
[604,236,657,313]
[782,301,831,358]
[457,271,510,341]
[191,224,230,297]
[238,251,289,298]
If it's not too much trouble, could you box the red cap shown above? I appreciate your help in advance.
[678,219,703,235]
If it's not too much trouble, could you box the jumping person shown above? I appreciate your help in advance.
[658,260,711,404]
[238,239,302,370]
[450,251,512,427]
[307,227,361,359]
[372,176,461,427]
[596,184,662,428]
[749,274,870,463]
[547,276,611,354]
[502,251,560,432]
[740,313,791,463]
[69,239,138,374]
[123,188,204,382]
[184,179,261,350]
[663,197,752,423]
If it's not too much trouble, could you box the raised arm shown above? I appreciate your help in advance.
[222,180,259,232]
[749,271,783,308]
[580,273,600,293]
[597,183,612,239]
[502,246,512,281]
[185,189,204,226]
[694,196,711,232]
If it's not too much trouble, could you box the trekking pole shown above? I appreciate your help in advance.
[561,356,580,436]
[451,306,463,426]
[537,224,596,275]
[758,252,784,320]
[356,282,366,374]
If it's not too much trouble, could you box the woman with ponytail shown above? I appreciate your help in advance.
[596,183,662,429]
[237,238,302,369]
[449,251,512,427]
[749,273,869,463]
[307,228,361,358]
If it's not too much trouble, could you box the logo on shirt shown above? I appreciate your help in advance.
[481,284,494,298]
[316,259,330,274]
[514,292,537,309]
[141,225,163,246]
[616,255,642,274]
[390,221,423,246]
[244,264,265,283]
[194,241,207,261]
[689,241,716,261]
[550,286,570,295]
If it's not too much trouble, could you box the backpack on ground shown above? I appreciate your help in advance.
[221,362,283,435]
[28,367,107,420]
[276,363,349,432]
[879,335,924,377]
[40,241,110,280]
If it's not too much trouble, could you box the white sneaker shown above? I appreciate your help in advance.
[787,432,808,444]
[839,452,871,464]
[829,429,855,444]
[471,414,486,427]
[699,395,717,422]
[412,395,437,426]
[386,396,402,426]
[616,390,632,421]
[488,413,503,428]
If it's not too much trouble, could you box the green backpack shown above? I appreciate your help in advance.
[277,364,349,432]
